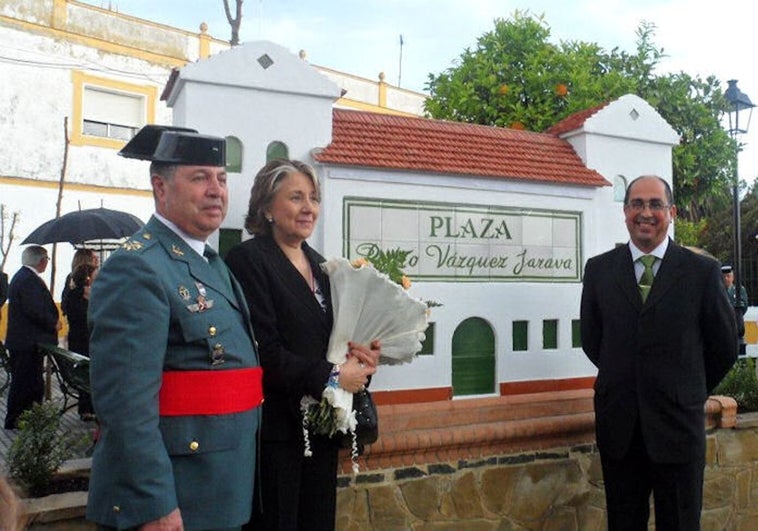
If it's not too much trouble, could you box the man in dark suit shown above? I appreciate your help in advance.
[581,175,737,530]
[4,245,60,429]
[0,271,8,310]
[86,126,262,530]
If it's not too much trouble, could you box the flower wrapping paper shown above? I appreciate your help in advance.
[319,257,429,430]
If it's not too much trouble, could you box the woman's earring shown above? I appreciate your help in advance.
[266,217,273,223]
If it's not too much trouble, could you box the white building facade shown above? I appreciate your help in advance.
[164,42,679,401]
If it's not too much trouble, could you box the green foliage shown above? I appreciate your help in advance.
[674,219,707,247]
[7,401,79,496]
[650,73,735,221]
[355,246,442,307]
[713,358,758,412]
[698,181,758,267]
[424,12,736,224]
[304,397,341,438]
[425,11,637,131]
[360,247,413,286]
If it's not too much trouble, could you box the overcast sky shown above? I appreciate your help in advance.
[80,0,758,184]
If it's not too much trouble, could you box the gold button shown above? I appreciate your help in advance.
[112,505,121,513]
[209,326,217,336]
[189,441,199,451]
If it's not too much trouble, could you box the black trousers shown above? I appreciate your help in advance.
[4,348,44,429]
[246,435,339,531]
[600,422,704,531]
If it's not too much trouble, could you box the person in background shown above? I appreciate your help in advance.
[722,264,748,356]
[581,175,737,529]
[0,270,8,317]
[86,125,262,530]
[61,248,99,313]
[61,262,98,421]
[226,159,380,530]
[4,245,61,430]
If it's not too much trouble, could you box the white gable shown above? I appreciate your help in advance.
[582,94,679,145]
[164,40,343,105]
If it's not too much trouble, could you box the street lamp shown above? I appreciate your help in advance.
[724,79,754,352]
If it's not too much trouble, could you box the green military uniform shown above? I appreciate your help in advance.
[86,218,260,529]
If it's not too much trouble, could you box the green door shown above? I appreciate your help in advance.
[452,317,495,396]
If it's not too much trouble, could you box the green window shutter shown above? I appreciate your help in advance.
[266,141,289,162]
[219,228,242,259]
[452,317,495,396]
[571,319,581,348]
[512,320,528,351]
[226,136,243,173]
[543,319,558,350]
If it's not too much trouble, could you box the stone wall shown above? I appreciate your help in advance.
[334,394,758,530]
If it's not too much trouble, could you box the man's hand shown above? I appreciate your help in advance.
[140,508,183,530]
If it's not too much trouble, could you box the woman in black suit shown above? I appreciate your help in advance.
[226,159,380,530]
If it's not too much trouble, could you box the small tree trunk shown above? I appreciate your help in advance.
[223,0,243,46]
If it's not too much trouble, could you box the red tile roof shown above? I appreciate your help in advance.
[545,101,610,136]
[314,109,609,187]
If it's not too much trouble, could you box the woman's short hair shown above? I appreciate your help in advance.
[244,159,320,236]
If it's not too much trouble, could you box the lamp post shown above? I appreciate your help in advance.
[724,79,754,351]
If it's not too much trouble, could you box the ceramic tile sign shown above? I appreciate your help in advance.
[343,197,581,282]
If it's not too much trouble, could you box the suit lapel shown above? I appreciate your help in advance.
[613,246,644,311]
[261,237,332,331]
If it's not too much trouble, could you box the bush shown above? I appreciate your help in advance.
[6,401,78,496]
[713,358,758,412]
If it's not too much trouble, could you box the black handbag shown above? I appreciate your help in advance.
[339,388,378,448]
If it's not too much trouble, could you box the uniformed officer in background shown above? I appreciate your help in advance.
[722,264,748,356]
[86,125,262,530]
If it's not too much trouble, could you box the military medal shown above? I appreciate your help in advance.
[185,282,214,312]
[178,285,190,300]
[210,343,225,365]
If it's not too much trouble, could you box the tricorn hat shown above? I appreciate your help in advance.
[118,125,226,166]
[721,265,733,274]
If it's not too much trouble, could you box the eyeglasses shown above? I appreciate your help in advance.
[625,199,671,212]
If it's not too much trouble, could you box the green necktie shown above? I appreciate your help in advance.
[204,245,232,294]
[638,255,656,302]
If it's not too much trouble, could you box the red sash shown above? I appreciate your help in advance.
[159,367,263,416]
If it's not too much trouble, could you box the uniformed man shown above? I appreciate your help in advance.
[722,264,748,356]
[86,125,262,530]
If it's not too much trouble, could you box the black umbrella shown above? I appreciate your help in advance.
[21,208,144,246]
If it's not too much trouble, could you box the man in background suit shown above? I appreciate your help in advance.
[581,175,737,530]
[0,271,8,312]
[86,125,262,530]
[4,245,60,429]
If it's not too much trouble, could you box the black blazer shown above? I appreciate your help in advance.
[226,235,334,441]
[580,240,737,463]
[0,271,8,309]
[5,266,58,352]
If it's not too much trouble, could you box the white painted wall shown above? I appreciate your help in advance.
[316,165,598,391]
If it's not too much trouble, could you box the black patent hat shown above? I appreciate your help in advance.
[118,125,226,166]
[722,265,733,274]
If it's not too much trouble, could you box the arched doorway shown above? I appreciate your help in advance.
[451,317,495,396]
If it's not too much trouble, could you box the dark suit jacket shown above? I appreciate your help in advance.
[0,271,8,309]
[580,240,737,463]
[5,266,58,352]
[226,235,334,441]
